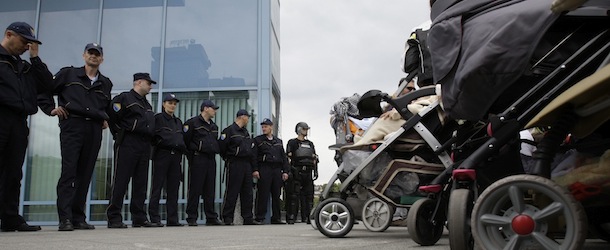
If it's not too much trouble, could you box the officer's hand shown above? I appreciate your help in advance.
[29,42,39,58]
[50,106,69,119]
[282,173,289,181]
[252,171,260,179]
[313,172,319,181]
[102,120,109,130]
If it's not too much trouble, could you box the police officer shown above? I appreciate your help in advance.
[148,93,185,227]
[38,43,112,231]
[0,22,52,232]
[252,118,289,225]
[219,109,256,225]
[106,73,157,228]
[184,100,223,226]
[285,122,318,224]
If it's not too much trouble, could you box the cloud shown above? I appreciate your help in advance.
[280,0,431,184]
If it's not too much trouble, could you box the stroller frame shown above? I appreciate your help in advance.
[414,14,610,250]
[314,86,454,237]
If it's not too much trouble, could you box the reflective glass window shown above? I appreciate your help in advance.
[101,0,163,90]
[162,0,258,89]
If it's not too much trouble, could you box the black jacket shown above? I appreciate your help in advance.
[219,122,255,164]
[153,111,186,151]
[0,45,53,116]
[183,115,220,156]
[107,89,155,137]
[38,66,113,120]
[253,135,290,173]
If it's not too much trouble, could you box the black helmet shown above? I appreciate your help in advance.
[295,122,310,134]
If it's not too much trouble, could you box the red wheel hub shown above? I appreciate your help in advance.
[511,214,535,235]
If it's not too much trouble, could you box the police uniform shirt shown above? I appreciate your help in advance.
[183,115,220,156]
[219,122,255,162]
[0,45,53,115]
[107,89,155,136]
[153,111,185,151]
[286,138,317,166]
[253,135,290,173]
[38,66,113,120]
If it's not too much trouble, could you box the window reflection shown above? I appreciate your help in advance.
[101,0,163,90]
[161,0,257,88]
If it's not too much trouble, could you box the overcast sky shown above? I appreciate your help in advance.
[279,1,431,184]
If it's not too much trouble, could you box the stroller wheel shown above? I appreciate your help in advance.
[471,174,587,250]
[309,206,318,230]
[361,198,394,232]
[448,189,475,250]
[407,198,445,246]
[314,198,355,238]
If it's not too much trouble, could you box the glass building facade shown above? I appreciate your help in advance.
[1,0,281,224]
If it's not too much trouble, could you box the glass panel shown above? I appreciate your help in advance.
[100,0,163,90]
[0,1,38,39]
[23,205,58,222]
[162,0,258,88]
[37,0,100,73]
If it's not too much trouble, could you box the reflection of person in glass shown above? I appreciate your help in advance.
[252,118,290,225]
[0,22,52,232]
[38,43,112,231]
[285,122,318,224]
[148,93,185,227]
[106,73,157,228]
[184,100,224,226]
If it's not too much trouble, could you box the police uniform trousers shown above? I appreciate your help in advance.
[221,158,253,224]
[285,166,314,222]
[56,117,103,224]
[106,133,151,224]
[186,153,218,223]
[148,148,182,224]
[254,163,283,222]
[0,110,29,228]
[299,170,315,221]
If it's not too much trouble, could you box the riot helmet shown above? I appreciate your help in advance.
[295,122,310,136]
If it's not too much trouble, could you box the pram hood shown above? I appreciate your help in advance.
[428,0,559,121]
[527,64,610,138]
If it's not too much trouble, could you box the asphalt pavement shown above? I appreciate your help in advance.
[0,222,608,249]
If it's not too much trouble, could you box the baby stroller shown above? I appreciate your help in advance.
[416,0,610,249]
[312,82,454,238]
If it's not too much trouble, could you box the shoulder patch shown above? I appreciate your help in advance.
[220,134,226,140]
[183,124,189,132]
[112,103,121,112]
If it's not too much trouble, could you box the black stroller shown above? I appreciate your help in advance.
[410,0,610,249]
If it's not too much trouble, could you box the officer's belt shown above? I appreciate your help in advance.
[157,146,182,154]
[124,131,152,140]
[259,162,283,168]
[193,151,215,157]
[293,165,314,172]
[69,113,99,121]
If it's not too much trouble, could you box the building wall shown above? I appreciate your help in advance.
[0,0,278,224]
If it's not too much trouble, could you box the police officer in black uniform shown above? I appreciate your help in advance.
[285,122,318,224]
[184,100,223,226]
[219,109,256,225]
[106,73,157,228]
[0,22,52,232]
[148,93,185,227]
[38,43,112,231]
[252,118,289,225]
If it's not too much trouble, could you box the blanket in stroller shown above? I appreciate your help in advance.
[428,0,558,121]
